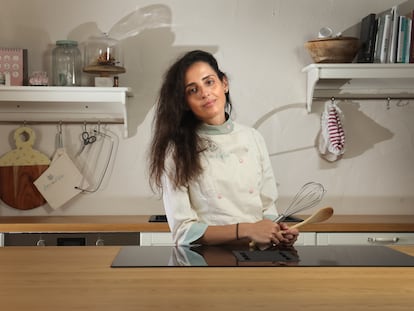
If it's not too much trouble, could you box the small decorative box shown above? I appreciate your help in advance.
[0,48,28,86]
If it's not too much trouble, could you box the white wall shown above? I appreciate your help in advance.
[0,0,413,216]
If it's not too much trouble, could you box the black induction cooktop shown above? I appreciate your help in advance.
[148,215,303,223]
[111,245,414,267]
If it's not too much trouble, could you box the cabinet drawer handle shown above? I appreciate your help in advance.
[367,237,399,244]
[36,239,46,246]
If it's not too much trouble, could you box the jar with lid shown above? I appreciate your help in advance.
[83,33,125,77]
[52,40,82,86]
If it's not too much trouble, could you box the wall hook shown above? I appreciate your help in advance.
[386,97,391,110]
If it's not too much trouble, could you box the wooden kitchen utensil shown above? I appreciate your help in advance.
[0,126,50,210]
[249,206,334,250]
[289,206,334,229]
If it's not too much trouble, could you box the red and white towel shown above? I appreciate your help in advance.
[318,100,346,162]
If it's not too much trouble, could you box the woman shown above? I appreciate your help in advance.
[149,50,298,246]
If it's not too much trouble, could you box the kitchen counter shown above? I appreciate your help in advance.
[0,245,413,311]
[0,215,169,232]
[0,214,413,232]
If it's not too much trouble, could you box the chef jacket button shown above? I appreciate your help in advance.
[217,193,222,199]
[249,188,254,194]
[239,158,244,163]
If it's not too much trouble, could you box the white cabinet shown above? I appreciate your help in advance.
[317,232,414,246]
[0,233,4,247]
[302,63,414,112]
[295,232,316,245]
[140,232,174,246]
[0,86,131,136]
[139,232,317,246]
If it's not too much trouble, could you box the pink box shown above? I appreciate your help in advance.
[0,48,28,85]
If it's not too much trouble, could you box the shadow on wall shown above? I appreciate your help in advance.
[0,22,52,77]
[253,101,394,164]
[115,4,219,137]
[252,103,316,157]
[121,27,218,137]
[337,102,394,159]
[69,4,218,137]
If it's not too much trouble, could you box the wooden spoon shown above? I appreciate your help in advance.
[289,206,334,229]
[249,207,334,249]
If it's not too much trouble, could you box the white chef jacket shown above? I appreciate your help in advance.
[162,117,279,245]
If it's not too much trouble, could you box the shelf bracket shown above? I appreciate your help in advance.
[305,66,320,112]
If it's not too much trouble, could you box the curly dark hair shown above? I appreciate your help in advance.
[149,50,232,192]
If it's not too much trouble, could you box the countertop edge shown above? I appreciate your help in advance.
[0,215,413,233]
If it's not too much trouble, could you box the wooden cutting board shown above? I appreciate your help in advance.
[0,127,50,210]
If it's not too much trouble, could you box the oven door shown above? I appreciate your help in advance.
[3,232,140,246]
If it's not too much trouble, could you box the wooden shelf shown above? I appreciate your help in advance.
[302,63,414,112]
[0,86,131,136]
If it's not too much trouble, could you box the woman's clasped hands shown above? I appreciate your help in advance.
[241,219,299,248]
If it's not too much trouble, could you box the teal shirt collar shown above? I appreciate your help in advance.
[198,116,234,135]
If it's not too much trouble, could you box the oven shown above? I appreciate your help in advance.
[3,232,140,246]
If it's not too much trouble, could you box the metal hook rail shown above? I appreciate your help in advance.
[0,119,124,125]
[313,96,414,101]
[315,96,413,110]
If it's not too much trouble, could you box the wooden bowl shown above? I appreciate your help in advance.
[304,37,360,63]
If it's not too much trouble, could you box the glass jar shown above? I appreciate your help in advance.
[52,40,82,86]
[83,33,125,77]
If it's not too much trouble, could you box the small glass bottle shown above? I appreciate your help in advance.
[52,40,82,86]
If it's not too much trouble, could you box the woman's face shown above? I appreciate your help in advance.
[184,61,228,125]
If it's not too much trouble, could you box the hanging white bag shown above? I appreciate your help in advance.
[34,150,89,209]
[34,126,89,209]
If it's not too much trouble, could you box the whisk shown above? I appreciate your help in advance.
[273,182,326,223]
[249,182,326,249]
